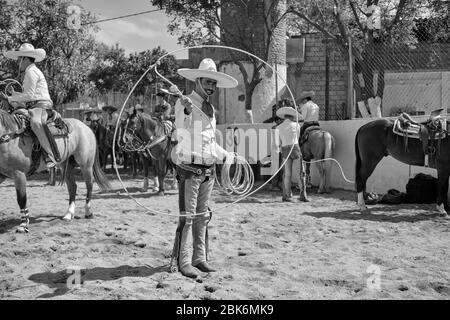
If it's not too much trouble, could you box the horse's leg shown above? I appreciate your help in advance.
[142,156,149,192]
[82,164,94,219]
[316,161,326,194]
[171,167,177,190]
[305,162,312,188]
[157,159,165,196]
[14,171,30,233]
[356,157,383,212]
[151,159,159,192]
[436,166,450,217]
[63,160,77,221]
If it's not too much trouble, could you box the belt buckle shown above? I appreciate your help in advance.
[196,169,202,175]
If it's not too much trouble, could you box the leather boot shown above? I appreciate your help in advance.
[176,215,199,278]
[194,261,216,273]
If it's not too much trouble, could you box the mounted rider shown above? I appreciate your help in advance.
[0,43,59,169]
[298,90,320,139]
[103,105,119,131]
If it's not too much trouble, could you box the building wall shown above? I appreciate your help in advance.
[287,34,349,120]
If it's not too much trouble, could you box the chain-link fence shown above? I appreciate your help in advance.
[351,40,450,119]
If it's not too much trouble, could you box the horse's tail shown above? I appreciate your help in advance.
[93,148,112,192]
[321,131,334,176]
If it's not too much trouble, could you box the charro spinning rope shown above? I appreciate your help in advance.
[111,44,342,217]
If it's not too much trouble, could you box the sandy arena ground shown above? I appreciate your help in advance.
[0,169,449,300]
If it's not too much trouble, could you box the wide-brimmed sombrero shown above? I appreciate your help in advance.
[177,58,238,88]
[83,107,103,114]
[102,105,117,112]
[4,43,46,62]
[298,90,315,101]
[276,106,302,120]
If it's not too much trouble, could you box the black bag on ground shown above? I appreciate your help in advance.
[405,173,438,204]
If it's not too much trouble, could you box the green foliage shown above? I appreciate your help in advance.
[0,0,98,104]
[87,45,181,96]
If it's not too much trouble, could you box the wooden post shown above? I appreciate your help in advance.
[348,36,354,119]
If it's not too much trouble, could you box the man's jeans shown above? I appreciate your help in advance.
[28,102,56,163]
[177,170,214,269]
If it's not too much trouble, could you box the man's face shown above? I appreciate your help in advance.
[18,57,29,72]
[198,78,217,96]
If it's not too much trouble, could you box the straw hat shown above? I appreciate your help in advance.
[102,105,117,112]
[298,90,315,101]
[177,58,238,88]
[4,43,46,62]
[135,104,144,111]
[276,106,302,120]
[83,107,103,114]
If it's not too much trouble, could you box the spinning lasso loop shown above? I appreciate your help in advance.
[112,44,299,217]
[302,158,355,184]
[0,79,23,96]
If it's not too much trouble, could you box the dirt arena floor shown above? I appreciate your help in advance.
[0,169,449,300]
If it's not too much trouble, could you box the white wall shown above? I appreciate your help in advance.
[218,118,438,194]
[219,62,287,124]
[292,117,437,193]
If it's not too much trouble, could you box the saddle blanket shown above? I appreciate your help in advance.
[300,125,321,146]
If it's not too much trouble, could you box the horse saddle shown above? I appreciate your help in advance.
[12,109,72,137]
[393,112,446,141]
[300,125,321,146]
[45,110,72,137]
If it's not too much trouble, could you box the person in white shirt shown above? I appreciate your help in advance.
[0,43,58,168]
[170,58,238,279]
[298,90,320,139]
[275,106,304,202]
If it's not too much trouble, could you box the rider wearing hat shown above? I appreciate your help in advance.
[103,105,119,131]
[298,90,320,139]
[0,43,58,169]
[171,58,238,278]
[276,106,303,202]
[154,91,172,122]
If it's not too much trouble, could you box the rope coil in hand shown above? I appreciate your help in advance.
[111,44,305,217]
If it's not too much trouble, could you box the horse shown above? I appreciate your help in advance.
[90,120,116,171]
[0,109,111,233]
[299,127,335,194]
[354,114,450,217]
[131,112,175,195]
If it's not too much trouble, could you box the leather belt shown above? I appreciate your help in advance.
[178,163,214,176]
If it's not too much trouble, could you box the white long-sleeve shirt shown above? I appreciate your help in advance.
[8,64,52,104]
[300,100,320,122]
[174,91,227,165]
[277,119,301,147]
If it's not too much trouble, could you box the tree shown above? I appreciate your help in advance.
[151,0,289,122]
[0,0,98,104]
[88,45,181,97]
[286,0,449,113]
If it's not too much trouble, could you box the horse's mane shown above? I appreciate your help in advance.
[138,113,165,137]
[0,110,18,132]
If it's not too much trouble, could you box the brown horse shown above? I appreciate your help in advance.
[300,128,335,194]
[129,112,175,195]
[0,110,111,233]
[355,117,450,217]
